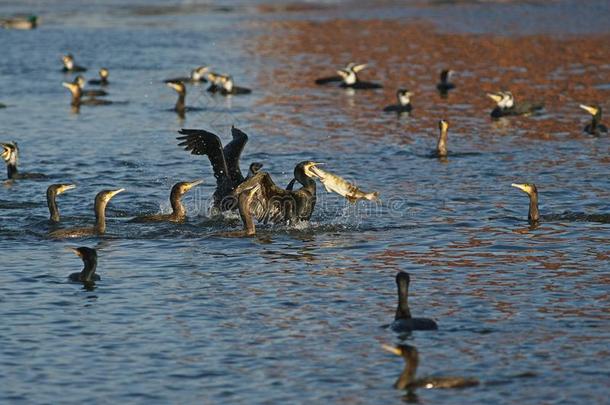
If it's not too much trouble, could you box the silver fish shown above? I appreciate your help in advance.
[309,165,380,203]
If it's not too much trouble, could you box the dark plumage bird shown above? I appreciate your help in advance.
[62,81,113,108]
[390,272,438,332]
[383,89,413,113]
[1,141,47,180]
[337,67,382,89]
[166,81,189,117]
[231,161,318,236]
[67,247,100,283]
[74,75,108,97]
[487,91,543,118]
[88,68,110,86]
[61,54,86,72]
[382,344,479,390]
[511,183,540,225]
[206,72,251,95]
[177,127,249,213]
[314,62,367,85]
[436,69,455,96]
[131,180,203,223]
[50,188,125,238]
[165,66,209,84]
[47,183,76,223]
[580,104,607,135]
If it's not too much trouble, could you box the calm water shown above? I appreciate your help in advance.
[1,0,609,403]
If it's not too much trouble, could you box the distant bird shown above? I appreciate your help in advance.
[61,54,86,73]
[579,104,607,136]
[74,75,108,97]
[337,67,382,89]
[383,89,413,113]
[390,272,438,332]
[511,183,540,225]
[487,91,543,118]
[88,68,110,86]
[1,141,47,180]
[67,247,100,284]
[1,15,37,30]
[315,62,368,85]
[436,69,455,96]
[131,180,203,223]
[432,119,449,158]
[206,72,251,95]
[62,81,112,108]
[165,66,209,84]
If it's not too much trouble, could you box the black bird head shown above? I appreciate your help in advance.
[70,246,97,262]
[170,180,203,199]
[48,183,76,197]
[166,80,186,95]
[249,162,263,175]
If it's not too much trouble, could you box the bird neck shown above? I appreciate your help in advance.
[6,162,18,179]
[80,258,97,282]
[47,189,60,222]
[395,353,418,390]
[94,200,109,234]
[175,93,185,112]
[170,193,186,220]
[591,114,600,130]
[436,127,448,157]
[528,191,540,224]
[395,280,412,320]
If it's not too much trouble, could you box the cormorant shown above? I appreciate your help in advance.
[1,15,37,29]
[511,183,539,225]
[165,66,209,84]
[337,67,382,89]
[75,75,108,97]
[433,119,449,158]
[436,69,455,96]
[382,344,479,390]
[247,162,263,178]
[49,188,124,238]
[1,141,47,180]
[231,161,318,236]
[166,81,189,117]
[314,62,368,85]
[61,54,86,72]
[62,81,112,108]
[383,89,413,113]
[487,91,543,118]
[177,127,249,212]
[47,183,76,222]
[206,73,251,95]
[580,104,607,135]
[88,68,110,86]
[390,272,438,332]
[131,180,203,223]
[67,246,100,283]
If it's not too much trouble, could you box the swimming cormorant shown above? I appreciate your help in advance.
[511,183,539,225]
[314,62,367,85]
[382,344,479,390]
[49,188,124,238]
[433,119,449,158]
[61,54,86,72]
[579,104,607,135]
[383,89,413,113]
[337,67,382,89]
[436,69,455,96]
[487,91,543,118]
[88,68,110,86]
[1,141,47,180]
[166,81,189,117]
[75,75,108,97]
[47,183,76,222]
[390,272,438,332]
[62,81,112,108]
[68,246,100,283]
[177,127,249,212]
[165,66,209,84]
[206,73,251,95]
[231,161,318,236]
[131,180,203,223]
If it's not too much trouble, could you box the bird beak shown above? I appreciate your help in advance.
[511,183,528,193]
[0,144,9,159]
[58,184,76,194]
[62,82,71,89]
[186,179,204,189]
[579,104,597,116]
[108,188,125,199]
[381,344,402,356]
[305,162,323,178]
[487,93,502,103]
[67,247,82,257]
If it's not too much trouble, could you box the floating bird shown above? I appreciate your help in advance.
[165,66,209,84]
[1,141,47,180]
[337,67,382,89]
[511,183,540,225]
[206,72,251,95]
[432,119,449,158]
[67,247,100,284]
[47,184,76,223]
[579,104,607,136]
[382,344,479,390]
[166,80,188,117]
[390,272,438,332]
[231,161,318,235]
[177,127,249,212]
[88,68,110,86]
[50,188,125,238]
[383,89,413,113]
[1,15,37,30]
[61,54,86,73]
[74,75,108,97]
[62,81,112,108]
[487,91,543,118]
[436,69,455,96]
[314,62,368,85]
[308,164,379,203]
[131,180,203,223]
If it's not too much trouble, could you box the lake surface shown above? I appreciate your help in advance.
[1,0,609,403]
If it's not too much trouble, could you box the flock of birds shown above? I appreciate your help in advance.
[1,48,607,394]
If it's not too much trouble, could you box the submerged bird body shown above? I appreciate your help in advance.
[132,180,203,223]
[50,188,124,238]
[232,161,318,235]
[88,68,110,86]
[382,344,479,390]
[177,127,249,212]
[62,81,112,107]
[315,62,367,85]
[487,91,543,118]
[580,104,607,135]
[61,54,86,72]
[47,183,76,222]
[1,141,47,180]
[308,165,379,203]
[511,183,540,224]
[436,69,455,96]
[75,75,108,97]
[383,89,413,113]
[337,68,382,89]
[68,247,100,283]
[206,73,251,95]
[391,272,438,332]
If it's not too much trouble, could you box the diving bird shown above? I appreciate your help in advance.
[206,72,251,95]
[487,91,543,118]
[62,81,113,108]
[74,75,108,97]
[511,183,540,225]
[579,104,607,135]
[165,66,209,84]
[436,69,455,96]
[231,161,318,236]
[390,272,438,332]
[314,62,368,85]
[131,180,203,223]
[177,127,249,212]
[382,344,479,390]
[67,246,100,283]
[49,188,125,238]
[61,54,86,72]
[88,68,110,86]
[1,141,47,180]
[383,89,413,113]
[1,15,37,29]
[47,183,76,223]
[337,67,382,89]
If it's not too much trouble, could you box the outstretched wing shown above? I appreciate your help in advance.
[177,129,231,188]
[222,126,248,185]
